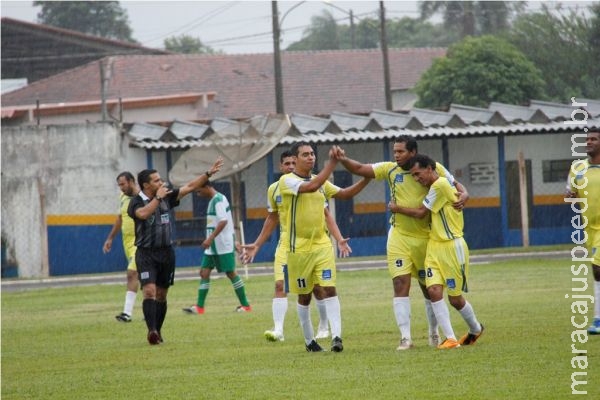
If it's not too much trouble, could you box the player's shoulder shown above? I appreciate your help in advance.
[432,176,452,189]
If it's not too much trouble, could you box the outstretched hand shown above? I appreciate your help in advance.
[337,237,352,258]
[210,156,224,176]
[240,243,259,264]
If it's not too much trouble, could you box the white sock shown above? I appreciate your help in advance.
[272,297,288,334]
[123,290,137,316]
[458,301,481,334]
[393,297,411,340]
[315,298,328,331]
[297,303,314,344]
[594,280,600,319]
[323,296,342,338]
[431,299,456,340]
[424,299,438,336]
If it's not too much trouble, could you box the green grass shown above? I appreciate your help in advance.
[2,256,598,399]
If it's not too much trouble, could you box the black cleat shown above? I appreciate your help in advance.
[147,330,161,345]
[459,323,484,346]
[115,313,132,322]
[305,340,324,352]
[331,336,344,352]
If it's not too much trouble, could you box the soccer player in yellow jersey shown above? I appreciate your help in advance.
[334,136,468,350]
[279,142,370,352]
[103,172,139,322]
[566,130,600,334]
[242,151,353,342]
[390,154,483,349]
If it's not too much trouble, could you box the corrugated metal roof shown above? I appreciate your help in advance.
[369,109,424,130]
[449,104,508,126]
[126,100,600,150]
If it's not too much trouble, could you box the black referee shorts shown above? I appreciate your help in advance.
[136,247,176,288]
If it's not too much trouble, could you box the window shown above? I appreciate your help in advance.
[542,159,572,183]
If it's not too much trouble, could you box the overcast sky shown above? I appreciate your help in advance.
[1,1,592,54]
[1,1,420,53]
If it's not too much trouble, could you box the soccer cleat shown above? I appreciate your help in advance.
[236,305,252,312]
[306,340,325,352]
[459,323,485,345]
[182,305,204,314]
[264,330,285,342]
[396,337,414,351]
[429,333,441,347]
[115,313,132,322]
[437,338,460,350]
[158,331,164,343]
[331,336,344,352]
[588,319,600,335]
[147,330,161,345]
[315,326,330,340]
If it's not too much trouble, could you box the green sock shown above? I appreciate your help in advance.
[230,275,249,306]
[197,279,210,307]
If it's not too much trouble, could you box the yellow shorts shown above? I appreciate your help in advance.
[123,237,137,272]
[586,227,600,266]
[273,245,287,282]
[285,246,336,295]
[425,237,469,296]
[386,227,428,284]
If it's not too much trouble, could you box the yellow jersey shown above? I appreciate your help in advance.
[372,161,454,238]
[119,192,135,246]
[422,177,464,242]
[278,172,340,253]
[567,159,600,230]
[267,180,290,252]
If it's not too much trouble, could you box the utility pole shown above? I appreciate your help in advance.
[379,1,392,111]
[349,9,355,49]
[272,1,284,114]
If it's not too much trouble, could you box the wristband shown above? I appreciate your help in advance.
[205,170,212,178]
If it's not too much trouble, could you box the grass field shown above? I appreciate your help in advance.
[2,255,599,399]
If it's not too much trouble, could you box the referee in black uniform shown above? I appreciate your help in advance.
[128,157,223,345]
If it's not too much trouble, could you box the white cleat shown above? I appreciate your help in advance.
[429,333,441,347]
[264,330,284,342]
[396,337,414,351]
[315,328,330,340]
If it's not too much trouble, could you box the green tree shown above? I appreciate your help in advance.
[164,35,219,54]
[507,3,600,100]
[420,1,524,37]
[34,1,135,42]
[414,35,546,109]
[287,10,339,51]
[287,13,459,51]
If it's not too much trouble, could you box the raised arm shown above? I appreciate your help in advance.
[297,147,338,193]
[333,176,371,200]
[333,145,376,178]
[177,157,224,200]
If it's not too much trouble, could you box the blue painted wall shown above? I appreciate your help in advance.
[45,202,573,276]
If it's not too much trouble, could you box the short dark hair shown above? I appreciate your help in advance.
[407,154,436,170]
[116,171,135,182]
[395,135,418,153]
[280,150,293,162]
[290,141,313,156]
[137,169,157,188]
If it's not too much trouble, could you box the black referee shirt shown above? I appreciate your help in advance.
[128,189,180,249]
